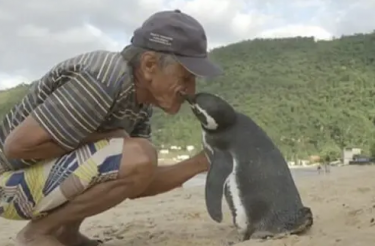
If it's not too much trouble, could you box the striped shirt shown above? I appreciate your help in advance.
[0,49,152,172]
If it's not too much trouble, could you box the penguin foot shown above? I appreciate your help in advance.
[241,227,255,241]
[221,240,236,246]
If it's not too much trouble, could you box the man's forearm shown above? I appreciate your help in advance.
[5,131,119,160]
[80,132,111,145]
[79,129,129,146]
[5,129,128,160]
[136,151,209,198]
[5,140,68,160]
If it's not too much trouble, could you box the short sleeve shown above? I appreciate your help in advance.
[130,107,153,140]
[31,70,116,150]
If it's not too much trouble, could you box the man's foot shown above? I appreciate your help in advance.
[58,233,102,246]
[55,228,102,246]
[16,230,65,246]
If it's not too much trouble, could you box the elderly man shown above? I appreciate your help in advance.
[0,9,222,246]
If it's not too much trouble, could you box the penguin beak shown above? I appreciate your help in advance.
[179,91,195,105]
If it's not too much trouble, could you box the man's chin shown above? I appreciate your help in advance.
[160,104,181,115]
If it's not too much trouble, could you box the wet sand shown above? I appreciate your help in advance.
[1,165,374,246]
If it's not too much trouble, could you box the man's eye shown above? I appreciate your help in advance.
[183,75,194,83]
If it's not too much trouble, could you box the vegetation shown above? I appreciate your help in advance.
[2,32,375,160]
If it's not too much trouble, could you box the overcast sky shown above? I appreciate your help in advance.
[0,0,373,89]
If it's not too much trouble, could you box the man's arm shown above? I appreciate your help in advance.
[134,150,209,198]
[80,129,129,146]
[3,70,117,160]
[128,107,211,197]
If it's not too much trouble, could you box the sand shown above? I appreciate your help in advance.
[1,165,375,246]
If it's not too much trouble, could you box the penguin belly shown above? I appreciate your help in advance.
[223,158,252,240]
[202,130,213,154]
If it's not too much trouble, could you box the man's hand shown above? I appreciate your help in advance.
[193,150,210,172]
[107,129,130,138]
[79,129,129,145]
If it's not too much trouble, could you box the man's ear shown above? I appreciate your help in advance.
[141,51,158,81]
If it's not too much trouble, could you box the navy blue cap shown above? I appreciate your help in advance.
[131,9,222,78]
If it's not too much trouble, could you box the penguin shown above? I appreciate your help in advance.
[181,92,313,241]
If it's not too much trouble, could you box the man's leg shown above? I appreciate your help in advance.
[54,149,209,246]
[54,220,100,246]
[15,137,157,246]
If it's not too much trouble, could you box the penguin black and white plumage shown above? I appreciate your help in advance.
[182,92,313,241]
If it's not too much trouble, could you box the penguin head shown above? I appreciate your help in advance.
[182,92,237,131]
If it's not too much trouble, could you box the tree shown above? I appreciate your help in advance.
[2,33,375,159]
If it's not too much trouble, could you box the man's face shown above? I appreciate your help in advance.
[142,53,196,115]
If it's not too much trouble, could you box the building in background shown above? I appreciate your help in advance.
[342,147,362,165]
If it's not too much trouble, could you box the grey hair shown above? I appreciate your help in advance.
[122,44,177,69]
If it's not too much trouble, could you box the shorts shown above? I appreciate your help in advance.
[0,138,124,220]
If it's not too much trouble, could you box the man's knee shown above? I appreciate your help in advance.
[118,138,157,180]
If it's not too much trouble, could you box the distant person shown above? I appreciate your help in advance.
[323,162,331,173]
[0,10,222,246]
[317,165,322,174]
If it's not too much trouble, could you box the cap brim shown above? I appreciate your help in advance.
[175,56,223,79]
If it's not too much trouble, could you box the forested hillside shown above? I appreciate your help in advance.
[2,32,375,159]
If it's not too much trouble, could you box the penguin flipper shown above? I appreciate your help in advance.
[205,149,233,223]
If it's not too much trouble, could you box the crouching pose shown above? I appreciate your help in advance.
[0,9,222,246]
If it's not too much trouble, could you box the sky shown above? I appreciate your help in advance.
[0,0,374,89]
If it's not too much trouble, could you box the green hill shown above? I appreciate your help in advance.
[2,32,375,159]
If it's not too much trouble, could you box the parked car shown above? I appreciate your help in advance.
[349,154,373,165]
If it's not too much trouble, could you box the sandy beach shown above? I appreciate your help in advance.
[1,165,375,246]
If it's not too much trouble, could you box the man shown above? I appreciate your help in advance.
[0,9,222,246]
